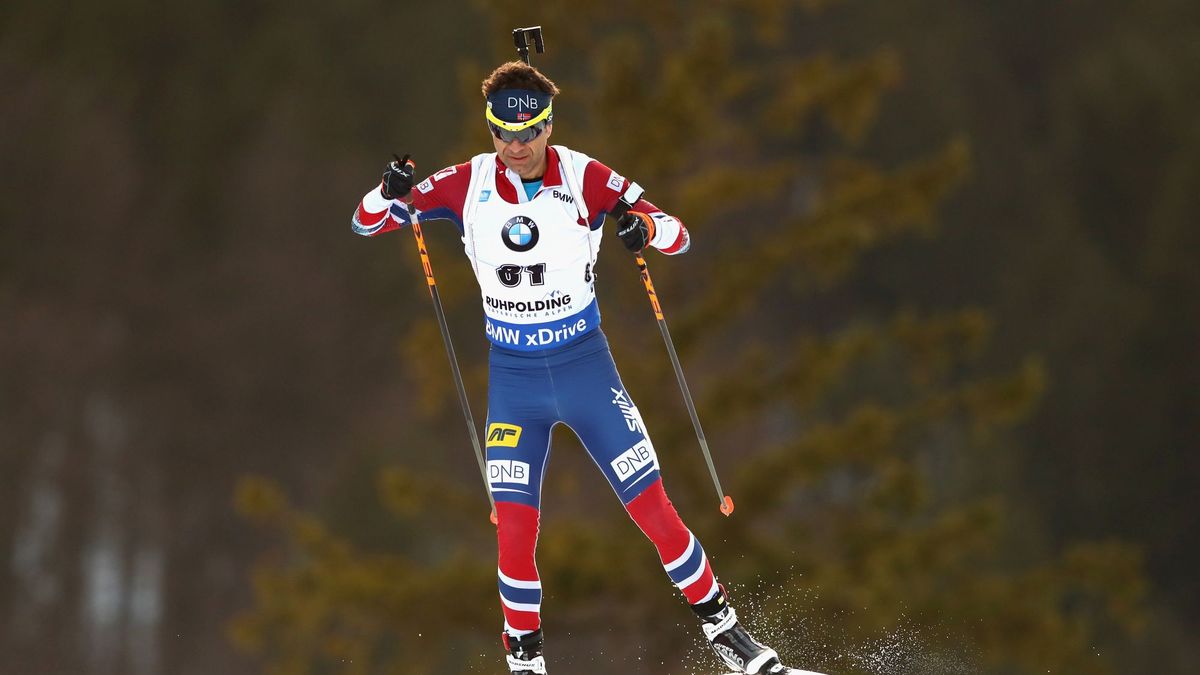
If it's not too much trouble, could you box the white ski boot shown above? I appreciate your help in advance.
[694,586,827,675]
[701,607,827,674]
[503,628,548,674]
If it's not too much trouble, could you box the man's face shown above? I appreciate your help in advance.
[493,124,553,180]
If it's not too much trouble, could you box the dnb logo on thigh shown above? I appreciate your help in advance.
[611,440,659,481]
[488,459,531,485]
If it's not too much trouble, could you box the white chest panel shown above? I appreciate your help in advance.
[461,154,604,351]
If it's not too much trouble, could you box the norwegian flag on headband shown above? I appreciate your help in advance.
[516,112,532,121]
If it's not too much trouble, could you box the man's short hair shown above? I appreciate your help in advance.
[481,61,561,98]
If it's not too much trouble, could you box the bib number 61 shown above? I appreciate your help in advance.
[496,263,546,288]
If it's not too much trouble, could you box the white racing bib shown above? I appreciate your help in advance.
[461,150,603,351]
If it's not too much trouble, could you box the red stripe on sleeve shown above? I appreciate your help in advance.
[356,200,388,227]
[660,223,690,254]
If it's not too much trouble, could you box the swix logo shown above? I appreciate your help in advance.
[486,422,523,448]
[551,190,574,205]
[610,440,658,481]
[488,459,530,485]
[507,95,541,110]
[610,388,647,435]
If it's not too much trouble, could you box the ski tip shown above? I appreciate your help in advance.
[720,495,735,516]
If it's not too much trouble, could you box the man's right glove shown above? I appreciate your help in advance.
[616,210,656,253]
[381,153,415,200]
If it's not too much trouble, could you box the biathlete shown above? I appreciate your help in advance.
[352,61,821,675]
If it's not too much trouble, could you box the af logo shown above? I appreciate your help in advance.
[501,215,539,252]
[486,422,522,448]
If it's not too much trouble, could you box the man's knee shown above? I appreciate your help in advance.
[625,479,689,547]
[497,501,541,560]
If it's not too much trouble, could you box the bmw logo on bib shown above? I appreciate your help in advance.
[501,215,539,252]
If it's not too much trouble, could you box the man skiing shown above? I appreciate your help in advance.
[352,61,822,675]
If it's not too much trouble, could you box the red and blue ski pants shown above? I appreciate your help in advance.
[486,328,719,633]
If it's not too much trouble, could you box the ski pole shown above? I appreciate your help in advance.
[633,252,734,516]
[400,156,497,525]
[612,195,733,516]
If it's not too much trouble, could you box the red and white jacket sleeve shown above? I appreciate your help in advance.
[580,160,691,255]
[351,162,473,237]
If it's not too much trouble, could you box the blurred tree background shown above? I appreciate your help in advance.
[1,0,1196,674]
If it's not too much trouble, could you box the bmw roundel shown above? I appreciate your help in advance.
[501,215,539,252]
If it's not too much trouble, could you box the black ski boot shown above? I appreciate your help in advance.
[503,629,547,674]
[694,588,827,675]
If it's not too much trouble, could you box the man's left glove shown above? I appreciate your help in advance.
[616,211,655,252]
[381,153,415,200]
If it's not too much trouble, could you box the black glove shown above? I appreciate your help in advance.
[616,211,655,252]
[381,153,415,200]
